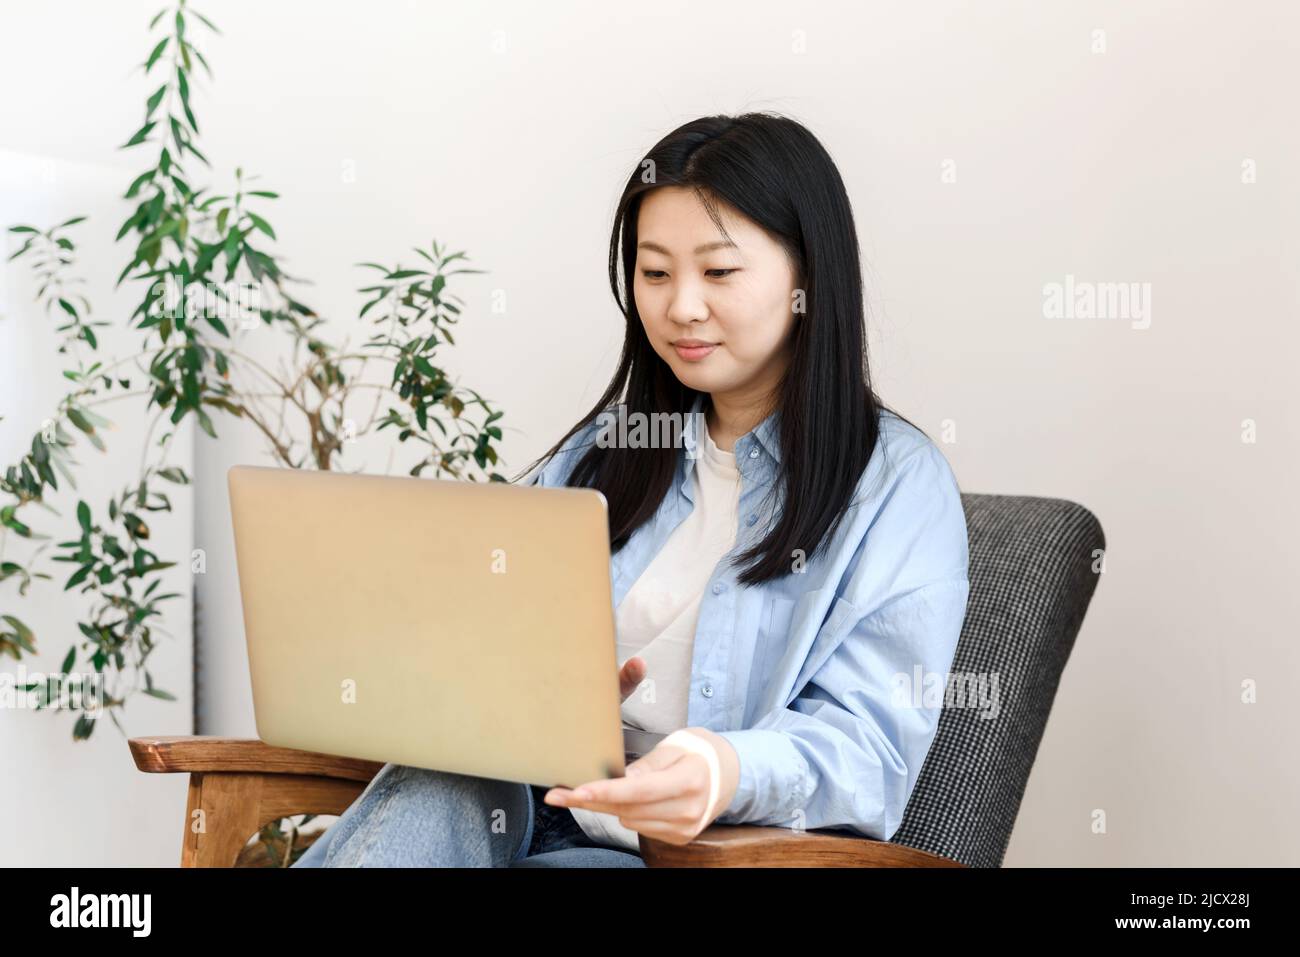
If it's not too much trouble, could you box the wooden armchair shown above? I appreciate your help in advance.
[130,492,1103,868]
[128,735,960,867]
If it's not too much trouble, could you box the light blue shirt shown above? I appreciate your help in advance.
[527,393,969,841]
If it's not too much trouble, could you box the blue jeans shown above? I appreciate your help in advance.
[290,762,647,868]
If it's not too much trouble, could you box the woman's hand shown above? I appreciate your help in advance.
[544,727,740,846]
[619,656,647,703]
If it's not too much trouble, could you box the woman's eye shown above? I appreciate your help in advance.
[637,267,738,278]
[639,268,737,280]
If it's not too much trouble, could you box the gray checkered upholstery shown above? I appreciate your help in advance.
[890,493,1105,868]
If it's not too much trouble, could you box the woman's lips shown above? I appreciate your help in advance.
[673,342,718,361]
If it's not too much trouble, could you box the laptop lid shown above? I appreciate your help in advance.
[227,464,628,788]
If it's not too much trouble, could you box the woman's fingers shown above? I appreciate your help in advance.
[553,766,699,821]
[618,655,647,702]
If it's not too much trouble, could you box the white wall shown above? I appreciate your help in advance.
[2,0,1296,866]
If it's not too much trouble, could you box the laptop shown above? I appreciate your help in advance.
[227,464,665,789]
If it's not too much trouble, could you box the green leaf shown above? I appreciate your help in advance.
[66,407,98,439]
[124,170,154,199]
[143,686,177,701]
[57,215,87,229]
[61,646,77,674]
[223,226,239,268]
[191,8,221,33]
[7,225,38,233]
[145,83,167,118]
[7,237,35,261]
[223,244,243,279]
[144,37,169,72]
[3,615,36,651]
[65,565,92,590]
[77,500,91,532]
[193,239,221,277]
[115,210,143,242]
[146,222,177,252]
[247,190,279,199]
[73,713,96,740]
[191,44,212,78]
[184,138,210,167]
[122,121,157,148]
[245,212,276,240]
[79,407,111,427]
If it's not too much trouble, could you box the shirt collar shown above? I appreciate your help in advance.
[682,392,782,464]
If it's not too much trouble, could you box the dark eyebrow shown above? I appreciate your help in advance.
[637,240,738,256]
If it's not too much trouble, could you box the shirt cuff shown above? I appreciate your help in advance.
[713,728,812,825]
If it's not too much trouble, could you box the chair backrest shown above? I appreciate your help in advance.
[891,493,1105,868]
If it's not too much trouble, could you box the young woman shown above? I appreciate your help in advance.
[294,112,969,868]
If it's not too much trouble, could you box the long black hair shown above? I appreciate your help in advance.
[514,112,923,587]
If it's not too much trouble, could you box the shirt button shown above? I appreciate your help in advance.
[701,684,714,698]
[749,448,759,458]
[711,581,725,595]
[746,513,758,526]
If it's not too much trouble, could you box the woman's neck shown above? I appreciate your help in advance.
[704,392,775,453]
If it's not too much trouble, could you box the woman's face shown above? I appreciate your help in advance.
[633,186,799,407]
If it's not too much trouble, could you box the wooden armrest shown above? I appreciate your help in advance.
[128,736,384,782]
[639,824,963,867]
[129,736,383,867]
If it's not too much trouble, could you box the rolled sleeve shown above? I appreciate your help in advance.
[715,727,813,822]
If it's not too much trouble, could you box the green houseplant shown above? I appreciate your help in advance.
[2,2,509,863]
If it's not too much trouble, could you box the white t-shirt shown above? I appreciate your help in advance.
[568,420,741,851]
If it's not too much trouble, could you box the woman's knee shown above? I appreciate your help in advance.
[384,764,521,807]
[324,763,533,866]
